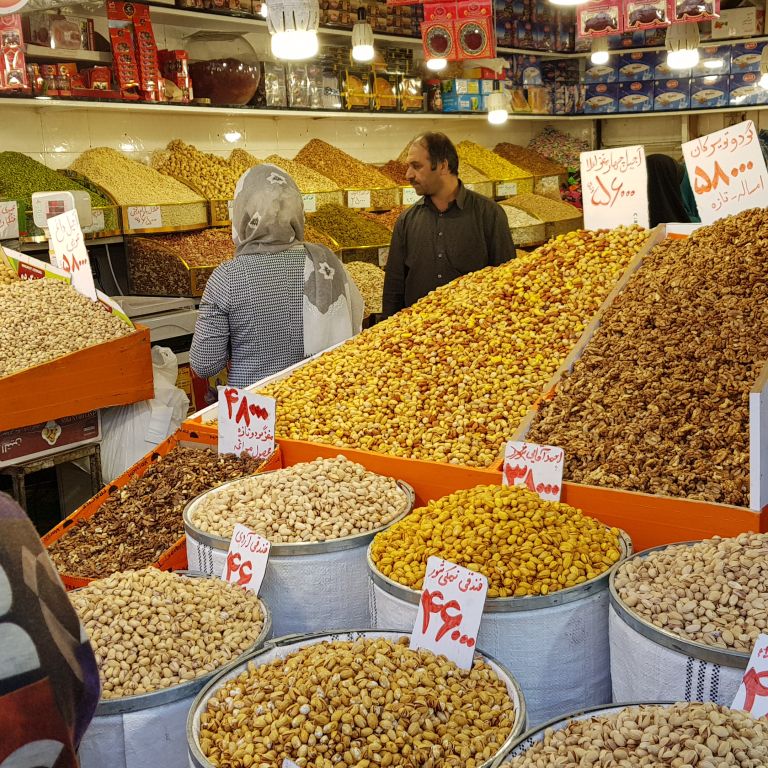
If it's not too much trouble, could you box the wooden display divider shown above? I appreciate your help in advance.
[42,429,283,589]
[0,324,153,432]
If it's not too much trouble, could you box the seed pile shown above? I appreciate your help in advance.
[503,702,768,767]
[372,484,622,597]
[198,636,518,768]
[493,143,567,177]
[229,148,263,176]
[305,223,340,252]
[48,446,265,578]
[0,279,131,378]
[360,206,406,232]
[188,456,407,543]
[456,141,532,183]
[307,204,392,248]
[615,533,768,651]
[501,207,546,246]
[378,159,409,186]
[527,208,768,506]
[0,258,18,285]
[345,261,385,314]
[459,162,493,186]
[152,139,241,200]
[265,154,342,193]
[71,569,265,699]
[502,193,582,222]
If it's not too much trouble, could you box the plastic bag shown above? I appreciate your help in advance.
[100,346,190,483]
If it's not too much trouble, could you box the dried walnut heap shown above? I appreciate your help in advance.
[48,446,264,578]
[198,636,517,768]
[504,702,768,768]
[615,532,768,652]
[71,568,264,700]
[527,208,768,506]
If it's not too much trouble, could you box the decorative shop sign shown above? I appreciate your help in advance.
[222,523,271,595]
[47,209,97,301]
[503,440,565,502]
[217,385,276,459]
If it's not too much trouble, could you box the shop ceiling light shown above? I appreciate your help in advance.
[548,0,590,6]
[486,91,508,124]
[267,0,319,61]
[665,22,700,70]
[426,57,448,71]
[260,3,268,17]
[351,7,375,63]
[703,58,723,69]
[590,37,610,66]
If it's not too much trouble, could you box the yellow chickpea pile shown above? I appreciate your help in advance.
[370,485,623,598]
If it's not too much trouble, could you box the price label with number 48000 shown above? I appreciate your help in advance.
[410,556,488,670]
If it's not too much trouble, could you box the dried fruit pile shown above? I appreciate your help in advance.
[307,203,391,248]
[152,139,241,200]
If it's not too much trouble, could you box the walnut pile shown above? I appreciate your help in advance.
[527,208,768,506]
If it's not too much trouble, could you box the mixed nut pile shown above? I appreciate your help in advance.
[152,139,241,200]
[308,204,392,248]
[344,261,385,315]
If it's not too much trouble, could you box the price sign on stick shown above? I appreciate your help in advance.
[682,120,768,224]
[222,523,270,594]
[732,634,768,717]
[217,385,276,459]
[580,145,649,230]
[47,209,97,301]
[503,441,564,502]
[410,556,488,670]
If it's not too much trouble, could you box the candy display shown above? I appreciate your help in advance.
[527,127,590,169]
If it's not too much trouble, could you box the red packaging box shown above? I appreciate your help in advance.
[159,49,192,102]
[0,14,30,93]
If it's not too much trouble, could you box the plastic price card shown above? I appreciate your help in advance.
[410,556,488,670]
[503,440,564,502]
[217,385,276,460]
[222,523,271,595]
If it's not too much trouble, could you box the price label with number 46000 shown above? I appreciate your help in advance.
[410,556,488,670]
[222,523,270,595]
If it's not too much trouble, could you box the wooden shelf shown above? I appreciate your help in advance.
[24,45,112,64]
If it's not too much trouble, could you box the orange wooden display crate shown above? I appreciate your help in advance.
[43,429,282,589]
[0,324,154,432]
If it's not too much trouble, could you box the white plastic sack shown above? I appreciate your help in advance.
[370,581,612,727]
[187,536,371,638]
[609,604,745,705]
[100,346,189,483]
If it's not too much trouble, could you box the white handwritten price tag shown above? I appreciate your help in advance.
[0,201,19,239]
[347,190,372,209]
[47,210,97,301]
[410,556,488,670]
[682,120,768,225]
[496,182,518,197]
[502,440,564,502]
[732,634,768,717]
[127,205,163,230]
[580,145,649,230]
[302,194,317,213]
[222,523,270,594]
[227,200,234,221]
[89,209,105,232]
[217,385,276,459]
[402,186,419,205]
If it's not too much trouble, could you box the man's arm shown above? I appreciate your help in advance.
[487,202,516,266]
[382,216,408,318]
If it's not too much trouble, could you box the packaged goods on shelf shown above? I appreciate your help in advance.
[295,139,399,210]
[46,443,267,582]
[190,633,524,768]
[501,703,766,766]
[501,205,547,246]
[0,151,119,240]
[126,228,235,296]
[307,203,392,249]
[0,279,131,379]
[526,210,768,507]
[493,142,567,200]
[501,192,583,237]
[528,126,590,169]
[70,147,208,232]
[343,260,385,314]
[457,140,535,193]
[257,226,648,467]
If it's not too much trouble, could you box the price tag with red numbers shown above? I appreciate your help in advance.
[503,440,564,502]
[732,634,768,717]
[47,209,97,301]
[217,385,276,459]
[410,556,488,670]
[222,523,270,595]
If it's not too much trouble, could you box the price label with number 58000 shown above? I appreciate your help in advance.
[410,556,487,670]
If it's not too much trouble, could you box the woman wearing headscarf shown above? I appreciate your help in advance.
[190,164,364,387]
[646,153,691,228]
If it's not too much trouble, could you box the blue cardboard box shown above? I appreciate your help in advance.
[584,82,618,113]
[619,51,657,81]
[731,42,766,73]
[584,60,619,83]
[729,72,768,106]
[654,57,691,80]
[692,46,731,77]
[690,75,729,108]
[441,93,483,112]
[654,78,691,110]
[618,80,654,111]
[441,78,480,96]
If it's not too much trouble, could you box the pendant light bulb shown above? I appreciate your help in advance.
[426,57,448,71]
[352,7,375,62]
[590,37,609,66]
[665,22,700,70]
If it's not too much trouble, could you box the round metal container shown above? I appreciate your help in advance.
[186,629,527,768]
[609,541,750,668]
[493,701,676,766]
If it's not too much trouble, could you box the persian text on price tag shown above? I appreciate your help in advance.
[222,523,270,595]
[496,182,518,197]
[682,120,768,224]
[127,205,163,229]
[402,187,419,205]
[732,634,768,717]
[302,194,317,213]
[580,145,649,230]
[410,556,487,670]
[47,209,97,301]
[503,440,564,502]
[217,385,276,459]
[347,190,372,209]
[0,201,19,239]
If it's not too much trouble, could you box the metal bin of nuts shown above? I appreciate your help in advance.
[368,483,632,726]
[501,193,583,239]
[187,629,527,768]
[44,430,279,588]
[609,535,760,707]
[74,569,272,768]
[183,456,415,636]
[456,141,534,195]
[500,205,546,248]
[493,142,568,202]
[499,701,767,767]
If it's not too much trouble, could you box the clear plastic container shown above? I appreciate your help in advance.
[186,33,260,106]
